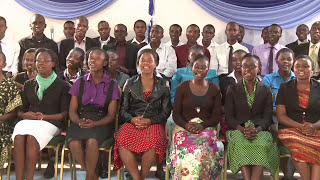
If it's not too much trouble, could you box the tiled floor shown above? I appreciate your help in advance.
[1,165,302,180]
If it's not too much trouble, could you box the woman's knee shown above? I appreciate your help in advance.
[68,140,82,150]
[86,138,98,148]
[14,135,26,145]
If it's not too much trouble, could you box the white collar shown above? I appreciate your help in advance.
[132,37,148,44]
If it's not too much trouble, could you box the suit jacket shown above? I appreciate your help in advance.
[58,37,100,71]
[293,42,320,63]
[93,36,116,48]
[276,79,320,129]
[225,80,273,131]
[286,40,299,51]
[103,43,139,76]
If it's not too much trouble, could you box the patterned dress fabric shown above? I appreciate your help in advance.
[226,79,279,176]
[0,78,22,168]
[113,91,166,171]
[278,87,320,166]
[167,118,224,180]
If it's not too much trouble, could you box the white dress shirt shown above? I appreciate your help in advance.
[131,37,148,45]
[99,36,111,48]
[138,42,177,77]
[165,40,184,48]
[197,37,219,54]
[1,36,20,75]
[210,42,248,75]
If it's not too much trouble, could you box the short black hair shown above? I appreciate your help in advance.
[203,24,215,32]
[276,48,294,60]
[268,24,282,33]
[242,53,261,67]
[0,16,6,26]
[115,24,127,32]
[233,49,247,56]
[134,19,146,28]
[86,47,108,62]
[98,20,109,27]
[22,48,37,69]
[151,24,163,34]
[170,24,182,32]
[136,48,159,66]
[34,48,58,71]
[294,55,314,70]
[296,24,309,32]
[64,20,74,26]
[187,24,200,32]
[191,54,209,67]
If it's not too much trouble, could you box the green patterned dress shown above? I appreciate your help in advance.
[0,78,22,168]
[226,79,279,176]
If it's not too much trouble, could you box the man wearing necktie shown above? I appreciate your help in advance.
[252,24,285,77]
[210,22,249,75]
[294,21,320,79]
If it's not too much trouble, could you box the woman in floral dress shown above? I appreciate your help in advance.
[168,54,224,180]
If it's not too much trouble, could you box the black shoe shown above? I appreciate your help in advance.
[43,164,55,179]
[155,169,165,180]
[125,171,133,180]
[99,168,109,179]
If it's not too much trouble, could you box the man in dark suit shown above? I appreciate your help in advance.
[59,16,100,71]
[293,21,320,79]
[103,24,139,76]
[93,20,116,48]
[286,24,309,51]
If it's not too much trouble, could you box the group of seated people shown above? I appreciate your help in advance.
[0,13,319,180]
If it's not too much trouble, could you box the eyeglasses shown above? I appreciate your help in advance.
[241,64,257,70]
[36,59,52,63]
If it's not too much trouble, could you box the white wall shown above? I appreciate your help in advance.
[1,0,320,47]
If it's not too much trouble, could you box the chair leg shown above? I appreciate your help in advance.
[117,170,121,180]
[223,150,228,180]
[38,151,42,170]
[272,166,280,180]
[165,148,169,180]
[6,146,12,180]
[68,152,73,180]
[59,145,65,180]
[108,150,112,180]
[72,158,77,180]
[54,145,60,180]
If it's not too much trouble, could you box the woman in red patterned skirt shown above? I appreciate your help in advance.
[276,55,320,180]
[114,49,171,180]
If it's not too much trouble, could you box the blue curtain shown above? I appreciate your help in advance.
[15,0,115,19]
[193,0,320,29]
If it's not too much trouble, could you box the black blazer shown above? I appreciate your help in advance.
[93,36,116,48]
[225,80,273,131]
[120,75,171,124]
[286,40,299,51]
[58,37,100,71]
[276,79,320,129]
[21,78,71,129]
[103,43,139,76]
[293,42,320,62]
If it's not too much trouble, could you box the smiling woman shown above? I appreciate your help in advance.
[277,55,320,180]
[225,54,279,180]
[114,49,171,180]
[168,54,224,180]
[12,48,71,180]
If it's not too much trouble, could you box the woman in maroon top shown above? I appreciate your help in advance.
[168,54,224,179]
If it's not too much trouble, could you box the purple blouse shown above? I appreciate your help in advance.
[69,72,120,107]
